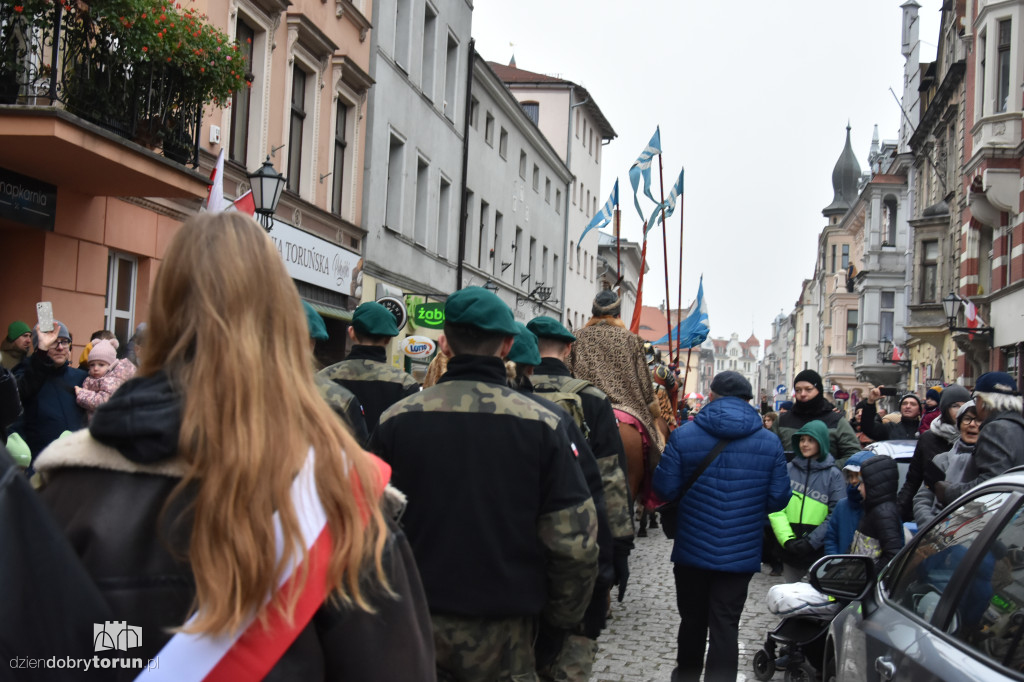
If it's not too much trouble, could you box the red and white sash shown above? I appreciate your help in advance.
[137,448,388,681]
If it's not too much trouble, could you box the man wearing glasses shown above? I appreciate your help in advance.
[13,320,86,463]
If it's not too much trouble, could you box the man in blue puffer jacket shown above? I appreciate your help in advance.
[653,371,791,682]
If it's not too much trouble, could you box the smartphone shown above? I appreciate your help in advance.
[879,386,900,397]
[36,301,54,333]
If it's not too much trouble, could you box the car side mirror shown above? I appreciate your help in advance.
[809,554,876,601]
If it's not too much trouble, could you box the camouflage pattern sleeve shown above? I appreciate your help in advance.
[314,374,369,445]
[596,454,632,541]
[536,498,599,629]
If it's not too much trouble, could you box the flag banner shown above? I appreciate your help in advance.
[231,190,256,217]
[580,180,618,241]
[204,149,225,213]
[647,166,684,232]
[892,344,905,362]
[652,276,709,347]
[627,126,661,222]
[958,294,985,340]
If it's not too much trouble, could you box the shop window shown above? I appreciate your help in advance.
[104,253,137,348]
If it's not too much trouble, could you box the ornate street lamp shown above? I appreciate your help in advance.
[941,291,995,345]
[482,279,499,294]
[247,156,286,232]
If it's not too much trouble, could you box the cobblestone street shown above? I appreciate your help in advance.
[590,531,786,682]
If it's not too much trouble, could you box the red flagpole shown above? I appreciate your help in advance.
[657,154,672,360]
[629,229,648,334]
[675,193,685,364]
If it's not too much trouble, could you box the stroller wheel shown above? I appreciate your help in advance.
[784,661,816,682]
[752,649,775,681]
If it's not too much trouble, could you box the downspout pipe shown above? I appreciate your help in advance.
[456,40,476,291]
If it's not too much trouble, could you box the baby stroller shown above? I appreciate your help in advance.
[752,582,841,682]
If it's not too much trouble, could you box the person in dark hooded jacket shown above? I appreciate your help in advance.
[851,455,905,571]
[768,419,846,582]
[773,369,860,466]
[860,386,922,442]
[896,384,971,520]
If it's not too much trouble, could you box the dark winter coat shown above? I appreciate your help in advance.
[859,400,920,442]
[13,349,86,458]
[371,355,598,628]
[856,455,905,570]
[944,410,1024,500]
[897,419,960,520]
[774,397,861,464]
[33,372,436,681]
[653,395,791,573]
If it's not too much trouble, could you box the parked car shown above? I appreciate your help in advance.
[810,468,1024,681]
[864,439,916,489]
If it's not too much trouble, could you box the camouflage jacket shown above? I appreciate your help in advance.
[371,355,598,628]
[318,345,420,436]
[314,375,369,447]
[533,358,633,542]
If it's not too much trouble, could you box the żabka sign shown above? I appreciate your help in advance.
[268,219,361,295]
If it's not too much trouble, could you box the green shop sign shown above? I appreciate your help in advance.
[414,302,445,329]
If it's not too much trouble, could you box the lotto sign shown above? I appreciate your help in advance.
[402,335,436,358]
[415,302,445,329]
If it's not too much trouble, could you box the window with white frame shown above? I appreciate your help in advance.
[384,131,406,231]
[394,0,412,70]
[485,112,494,146]
[499,128,508,159]
[331,100,351,217]
[555,188,561,213]
[478,200,489,268]
[443,32,459,120]
[420,3,436,99]
[437,175,451,258]
[997,19,1012,113]
[229,4,272,170]
[105,252,137,347]
[519,150,527,179]
[414,156,429,246]
[229,19,256,167]
[881,291,895,341]
[287,64,309,194]
[493,211,504,277]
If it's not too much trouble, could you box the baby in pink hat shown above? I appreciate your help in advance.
[74,339,137,421]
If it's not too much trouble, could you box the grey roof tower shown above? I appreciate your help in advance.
[822,123,862,218]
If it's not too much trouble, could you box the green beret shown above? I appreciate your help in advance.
[353,302,400,337]
[302,301,329,341]
[7,320,31,342]
[527,316,575,342]
[507,323,541,366]
[445,287,518,335]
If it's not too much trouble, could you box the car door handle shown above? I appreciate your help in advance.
[875,656,896,680]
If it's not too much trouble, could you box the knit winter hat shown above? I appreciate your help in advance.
[974,371,1019,396]
[925,387,942,403]
[88,339,117,365]
[793,369,824,394]
[6,321,30,342]
[779,401,794,411]
[842,450,874,473]
[899,393,923,411]
[592,290,621,316]
[938,384,971,422]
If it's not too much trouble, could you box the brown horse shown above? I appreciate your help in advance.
[622,416,670,537]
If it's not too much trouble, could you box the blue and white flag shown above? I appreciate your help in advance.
[580,180,618,241]
[627,126,661,223]
[647,166,684,232]
[653,276,709,348]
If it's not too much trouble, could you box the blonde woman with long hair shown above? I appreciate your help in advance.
[33,213,435,680]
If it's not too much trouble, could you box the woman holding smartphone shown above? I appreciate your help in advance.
[32,213,435,680]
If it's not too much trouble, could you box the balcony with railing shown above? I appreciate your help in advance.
[1,0,238,199]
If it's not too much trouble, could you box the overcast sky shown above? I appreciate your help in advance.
[472,0,941,349]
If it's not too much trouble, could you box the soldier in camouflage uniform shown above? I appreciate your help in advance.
[371,287,599,682]
[303,302,369,445]
[318,301,419,437]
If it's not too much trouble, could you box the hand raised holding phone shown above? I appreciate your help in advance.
[34,302,59,352]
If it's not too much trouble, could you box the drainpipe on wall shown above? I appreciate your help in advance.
[455,40,476,292]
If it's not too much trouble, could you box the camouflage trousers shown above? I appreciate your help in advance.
[433,613,538,682]
[538,634,599,682]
